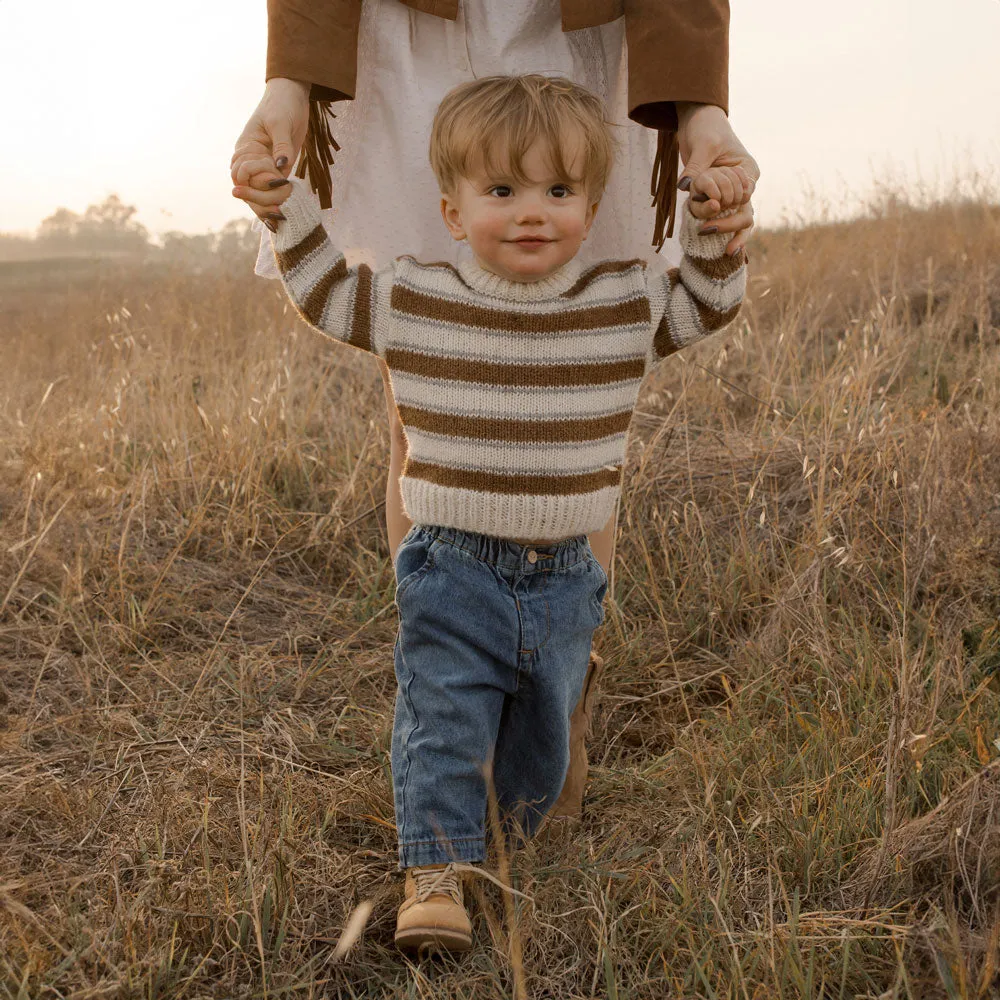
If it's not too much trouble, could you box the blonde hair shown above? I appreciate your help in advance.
[429,74,616,197]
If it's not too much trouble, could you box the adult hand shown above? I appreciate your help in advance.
[230,78,311,231]
[676,103,759,256]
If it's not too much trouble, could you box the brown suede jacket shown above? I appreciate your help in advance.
[265,0,730,244]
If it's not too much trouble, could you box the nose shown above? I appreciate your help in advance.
[514,194,546,226]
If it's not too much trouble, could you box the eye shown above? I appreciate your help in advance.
[549,184,573,198]
[489,185,513,198]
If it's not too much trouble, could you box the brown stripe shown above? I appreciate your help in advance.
[302,257,348,328]
[274,223,327,274]
[652,312,680,360]
[391,285,650,333]
[385,348,645,387]
[687,248,746,282]
[693,296,743,333]
[561,259,646,298]
[398,405,632,443]
[405,460,622,497]
[347,264,373,352]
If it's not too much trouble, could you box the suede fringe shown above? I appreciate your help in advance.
[296,101,340,211]
[650,128,680,251]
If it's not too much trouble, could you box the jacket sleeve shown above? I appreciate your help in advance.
[269,180,390,358]
[265,0,362,102]
[626,0,730,131]
[624,0,730,247]
[644,206,746,373]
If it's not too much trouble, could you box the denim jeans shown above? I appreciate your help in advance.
[391,524,608,868]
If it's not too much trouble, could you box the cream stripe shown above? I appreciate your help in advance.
[387,307,650,343]
[400,478,621,540]
[384,322,650,364]
[679,258,747,314]
[405,428,627,476]
[390,371,644,419]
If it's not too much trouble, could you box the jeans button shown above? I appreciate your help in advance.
[526,550,538,564]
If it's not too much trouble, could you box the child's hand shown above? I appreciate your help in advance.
[231,171,294,233]
[687,165,753,224]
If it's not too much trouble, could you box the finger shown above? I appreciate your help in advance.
[686,196,722,220]
[246,169,292,192]
[712,169,739,209]
[726,224,754,257]
[691,172,722,204]
[699,205,754,236]
[232,155,282,186]
[677,152,716,193]
[232,184,291,209]
[732,165,755,204]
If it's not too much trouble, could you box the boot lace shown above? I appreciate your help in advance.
[412,862,535,909]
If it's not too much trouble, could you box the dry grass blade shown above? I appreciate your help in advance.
[2,183,1000,997]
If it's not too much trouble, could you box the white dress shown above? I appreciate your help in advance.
[254,0,683,278]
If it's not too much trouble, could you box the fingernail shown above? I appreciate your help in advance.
[275,156,288,169]
[267,212,286,222]
[700,226,719,235]
[264,219,278,233]
[678,176,692,192]
[690,193,710,203]
[267,178,291,189]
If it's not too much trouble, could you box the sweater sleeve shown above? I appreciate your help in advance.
[644,206,747,372]
[269,180,390,358]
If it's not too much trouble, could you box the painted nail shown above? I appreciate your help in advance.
[267,177,291,189]
[690,193,710,203]
[266,212,286,222]
[264,219,278,233]
[700,226,719,235]
[677,176,693,192]
[275,156,288,169]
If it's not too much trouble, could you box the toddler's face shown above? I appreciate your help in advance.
[440,137,600,282]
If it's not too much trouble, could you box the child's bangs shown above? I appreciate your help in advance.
[474,115,585,188]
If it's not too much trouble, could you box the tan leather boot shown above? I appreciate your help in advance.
[548,650,606,820]
[394,863,473,954]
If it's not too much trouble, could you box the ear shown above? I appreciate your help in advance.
[581,197,601,240]
[440,194,466,242]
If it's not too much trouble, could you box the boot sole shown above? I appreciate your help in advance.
[395,926,473,953]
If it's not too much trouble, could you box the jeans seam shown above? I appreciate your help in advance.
[395,640,421,844]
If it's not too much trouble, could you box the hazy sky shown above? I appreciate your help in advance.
[2,0,999,238]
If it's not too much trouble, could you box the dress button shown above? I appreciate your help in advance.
[526,550,538,565]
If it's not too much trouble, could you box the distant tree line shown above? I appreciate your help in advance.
[0,194,260,265]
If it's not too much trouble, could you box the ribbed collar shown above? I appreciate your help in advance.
[456,256,584,301]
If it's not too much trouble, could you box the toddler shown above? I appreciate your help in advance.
[266,74,747,955]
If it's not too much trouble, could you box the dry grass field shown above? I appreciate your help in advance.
[3,189,1000,998]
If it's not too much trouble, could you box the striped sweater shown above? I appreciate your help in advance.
[271,179,746,541]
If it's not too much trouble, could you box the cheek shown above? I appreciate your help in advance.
[558,213,587,241]
[468,208,508,242]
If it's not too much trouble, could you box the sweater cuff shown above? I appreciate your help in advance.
[271,178,325,252]
[678,203,734,260]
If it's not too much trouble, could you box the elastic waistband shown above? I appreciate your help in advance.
[417,524,592,574]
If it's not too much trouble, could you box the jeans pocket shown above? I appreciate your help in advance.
[586,554,609,627]
[394,530,436,601]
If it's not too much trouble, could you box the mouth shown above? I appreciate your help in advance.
[509,237,553,248]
